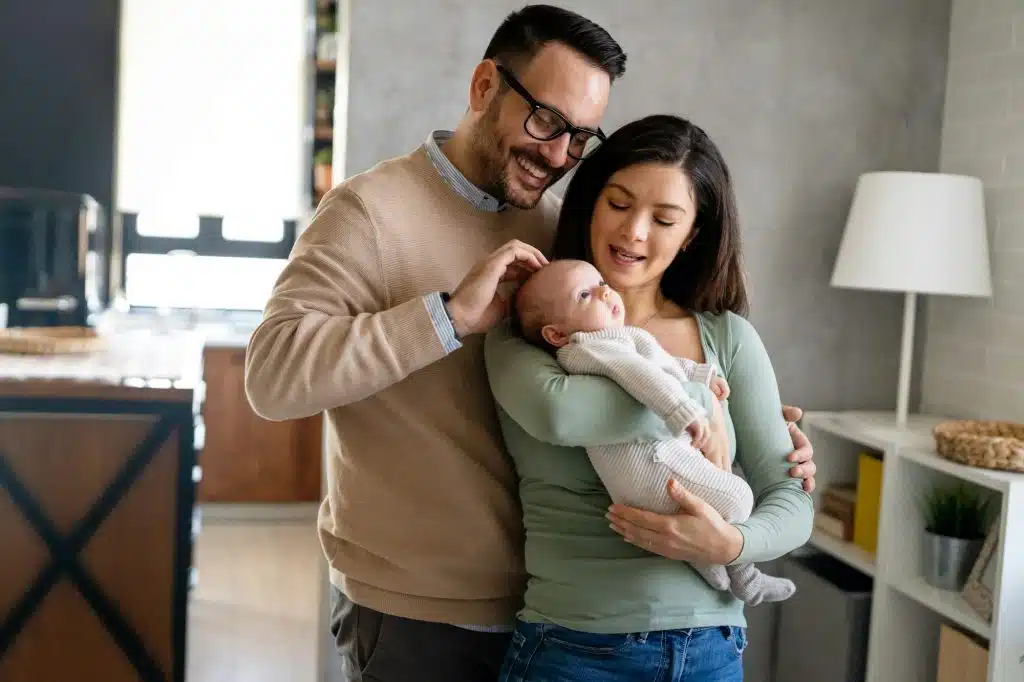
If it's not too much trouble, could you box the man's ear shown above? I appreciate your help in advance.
[541,324,570,348]
[468,59,501,113]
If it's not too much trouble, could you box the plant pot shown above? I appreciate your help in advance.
[314,164,332,193]
[922,531,984,591]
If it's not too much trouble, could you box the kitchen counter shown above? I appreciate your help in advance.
[0,330,205,399]
[94,309,260,350]
[0,333,202,682]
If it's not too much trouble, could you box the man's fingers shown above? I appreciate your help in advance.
[781,404,803,422]
[790,460,816,479]
[786,422,812,462]
[499,239,549,266]
[485,246,545,283]
[500,262,535,283]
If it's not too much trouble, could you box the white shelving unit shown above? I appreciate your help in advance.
[800,410,1024,682]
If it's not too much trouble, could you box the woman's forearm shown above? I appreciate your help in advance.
[723,314,815,563]
[484,323,687,447]
[730,483,814,563]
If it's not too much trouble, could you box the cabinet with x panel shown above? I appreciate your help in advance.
[0,335,203,682]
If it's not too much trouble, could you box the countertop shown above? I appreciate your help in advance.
[0,308,260,401]
[96,310,259,350]
[0,329,205,402]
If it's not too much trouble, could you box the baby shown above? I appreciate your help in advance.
[513,259,795,607]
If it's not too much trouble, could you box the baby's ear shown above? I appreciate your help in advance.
[541,325,570,348]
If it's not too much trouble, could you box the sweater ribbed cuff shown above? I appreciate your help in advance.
[664,400,706,437]
[690,363,716,387]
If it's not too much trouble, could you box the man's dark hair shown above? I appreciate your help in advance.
[483,5,626,81]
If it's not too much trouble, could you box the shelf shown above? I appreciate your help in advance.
[315,59,336,71]
[802,410,948,452]
[888,573,991,640]
[809,530,875,576]
[900,445,1022,494]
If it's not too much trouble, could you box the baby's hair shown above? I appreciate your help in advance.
[512,270,557,353]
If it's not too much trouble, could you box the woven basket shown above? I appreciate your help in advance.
[0,326,104,355]
[933,420,1024,473]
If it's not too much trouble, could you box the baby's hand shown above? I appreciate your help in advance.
[687,416,710,450]
[710,376,730,401]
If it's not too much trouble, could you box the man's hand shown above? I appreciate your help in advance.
[446,240,548,337]
[782,404,816,493]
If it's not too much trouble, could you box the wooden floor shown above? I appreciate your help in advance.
[186,517,323,682]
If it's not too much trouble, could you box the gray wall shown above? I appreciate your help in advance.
[921,0,1024,423]
[346,0,952,416]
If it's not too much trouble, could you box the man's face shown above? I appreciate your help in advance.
[472,43,611,209]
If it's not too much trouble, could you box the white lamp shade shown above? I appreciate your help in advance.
[830,171,992,297]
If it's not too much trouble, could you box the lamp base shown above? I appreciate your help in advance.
[896,291,916,428]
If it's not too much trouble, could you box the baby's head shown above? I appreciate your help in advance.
[515,259,626,349]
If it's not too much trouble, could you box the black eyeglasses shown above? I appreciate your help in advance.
[495,64,606,160]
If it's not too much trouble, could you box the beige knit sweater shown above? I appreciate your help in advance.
[244,147,559,625]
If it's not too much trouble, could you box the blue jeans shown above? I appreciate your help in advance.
[498,620,747,682]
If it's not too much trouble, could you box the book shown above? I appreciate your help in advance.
[821,483,857,524]
[814,511,854,542]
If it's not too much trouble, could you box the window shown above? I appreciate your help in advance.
[115,0,311,310]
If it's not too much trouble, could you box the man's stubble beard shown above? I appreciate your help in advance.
[470,101,565,210]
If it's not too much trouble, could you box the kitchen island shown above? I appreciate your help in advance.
[0,331,203,682]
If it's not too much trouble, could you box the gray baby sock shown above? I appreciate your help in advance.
[693,563,731,591]
[727,563,796,606]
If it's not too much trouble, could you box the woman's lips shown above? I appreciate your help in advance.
[609,245,645,266]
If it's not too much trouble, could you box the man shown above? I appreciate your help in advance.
[245,5,816,681]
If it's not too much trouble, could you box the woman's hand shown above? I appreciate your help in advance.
[700,398,731,471]
[606,479,743,566]
[782,405,816,493]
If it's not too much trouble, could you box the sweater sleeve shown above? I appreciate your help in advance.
[626,326,718,409]
[244,187,452,421]
[720,314,814,564]
[484,322,715,447]
[556,329,708,437]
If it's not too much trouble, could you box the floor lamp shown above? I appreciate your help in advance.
[829,171,993,427]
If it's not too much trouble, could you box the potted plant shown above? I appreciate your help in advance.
[921,483,993,591]
[315,88,334,125]
[314,148,333,194]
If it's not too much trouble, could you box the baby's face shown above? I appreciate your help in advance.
[528,260,626,346]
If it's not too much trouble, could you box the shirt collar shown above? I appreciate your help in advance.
[422,130,506,212]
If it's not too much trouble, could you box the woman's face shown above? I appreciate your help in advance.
[589,162,697,293]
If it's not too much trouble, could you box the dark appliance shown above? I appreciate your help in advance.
[0,186,108,328]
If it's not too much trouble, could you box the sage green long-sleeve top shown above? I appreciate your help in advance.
[484,310,814,633]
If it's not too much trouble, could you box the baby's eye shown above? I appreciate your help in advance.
[579,291,590,300]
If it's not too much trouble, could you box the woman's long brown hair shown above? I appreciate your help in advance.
[552,114,748,316]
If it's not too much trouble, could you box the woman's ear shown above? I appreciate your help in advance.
[468,60,501,113]
[541,324,570,348]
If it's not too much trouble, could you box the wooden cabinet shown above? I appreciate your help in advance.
[198,347,322,503]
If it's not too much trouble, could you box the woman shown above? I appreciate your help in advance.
[483,114,815,681]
